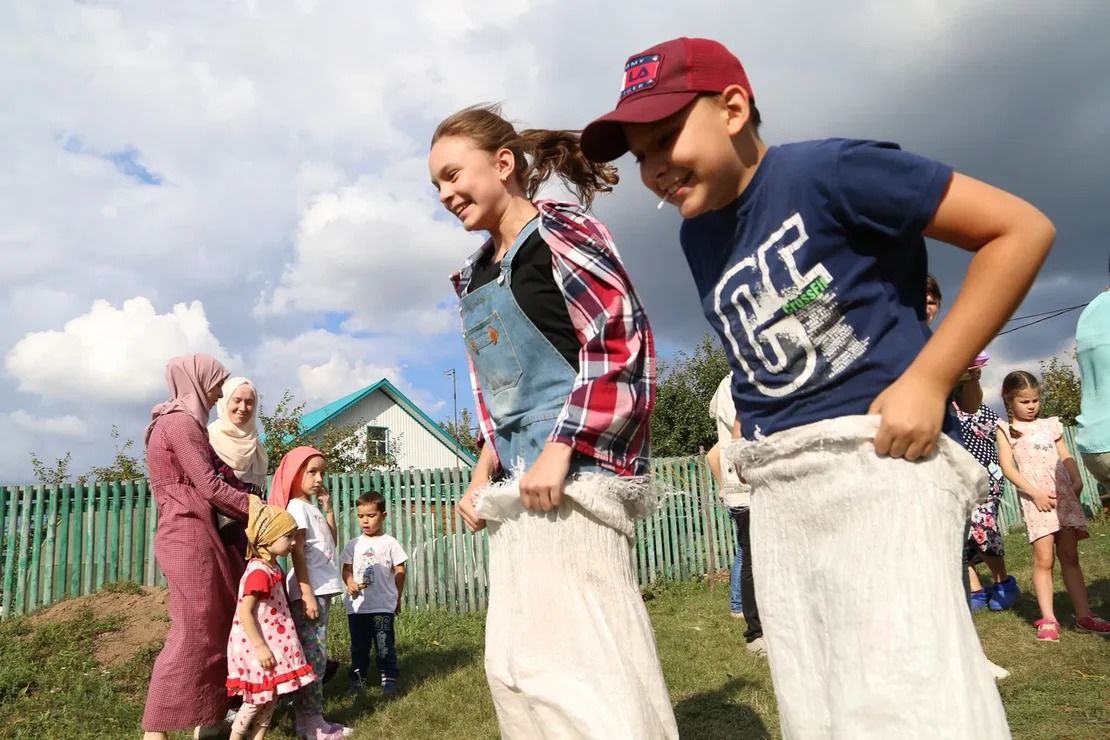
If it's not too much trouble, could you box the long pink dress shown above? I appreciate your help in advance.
[226,559,316,704]
[142,412,251,731]
[997,416,1089,543]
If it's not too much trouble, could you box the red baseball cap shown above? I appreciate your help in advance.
[581,37,754,163]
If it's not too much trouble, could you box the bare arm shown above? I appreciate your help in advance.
[1056,437,1084,495]
[953,373,984,414]
[871,173,1054,460]
[393,563,407,614]
[290,531,318,618]
[342,563,360,596]
[318,489,338,543]
[458,444,495,533]
[238,593,275,670]
[919,174,1054,386]
[706,443,724,487]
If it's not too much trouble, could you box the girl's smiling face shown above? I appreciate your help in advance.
[429,135,514,233]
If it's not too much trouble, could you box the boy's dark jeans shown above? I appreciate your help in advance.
[729,506,762,642]
[348,613,399,685]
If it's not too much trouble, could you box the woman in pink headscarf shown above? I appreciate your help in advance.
[142,353,253,740]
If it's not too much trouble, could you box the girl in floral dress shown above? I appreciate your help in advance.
[953,362,1018,612]
[226,498,316,739]
[995,370,1110,641]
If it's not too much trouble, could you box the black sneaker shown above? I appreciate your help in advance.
[348,668,366,696]
[381,679,398,698]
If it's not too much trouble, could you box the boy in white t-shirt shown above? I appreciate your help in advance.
[340,491,408,697]
[706,373,763,656]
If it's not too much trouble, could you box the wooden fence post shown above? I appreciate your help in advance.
[697,451,718,574]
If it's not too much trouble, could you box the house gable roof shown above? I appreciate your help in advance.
[295,378,477,464]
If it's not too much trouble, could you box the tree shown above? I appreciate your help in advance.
[30,452,84,487]
[1039,354,1081,426]
[87,425,146,482]
[651,334,732,457]
[259,390,306,474]
[441,407,480,458]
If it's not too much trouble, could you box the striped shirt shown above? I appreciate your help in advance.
[450,200,655,476]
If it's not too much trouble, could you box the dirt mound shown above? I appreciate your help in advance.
[29,586,170,667]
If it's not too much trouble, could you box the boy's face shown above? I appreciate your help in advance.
[357,503,386,536]
[624,91,748,219]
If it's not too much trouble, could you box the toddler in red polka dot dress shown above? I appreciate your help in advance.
[225,498,317,740]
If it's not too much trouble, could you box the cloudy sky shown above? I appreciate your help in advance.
[1,0,1107,482]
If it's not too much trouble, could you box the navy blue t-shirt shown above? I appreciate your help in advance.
[680,138,959,441]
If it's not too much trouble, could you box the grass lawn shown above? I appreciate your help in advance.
[0,522,1107,739]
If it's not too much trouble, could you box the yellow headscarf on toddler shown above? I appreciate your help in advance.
[245,495,298,562]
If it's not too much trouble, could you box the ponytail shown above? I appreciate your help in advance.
[1005,404,1022,440]
[432,104,619,209]
[517,128,618,208]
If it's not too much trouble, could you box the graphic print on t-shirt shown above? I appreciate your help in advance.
[354,546,377,588]
[713,212,870,398]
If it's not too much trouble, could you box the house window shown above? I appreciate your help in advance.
[366,425,389,460]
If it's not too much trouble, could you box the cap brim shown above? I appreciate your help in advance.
[580,91,699,163]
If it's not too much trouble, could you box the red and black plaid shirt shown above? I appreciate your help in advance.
[450,200,656,476]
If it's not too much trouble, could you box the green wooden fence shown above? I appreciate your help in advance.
[1,435,1104,620]
[0,457,736,620]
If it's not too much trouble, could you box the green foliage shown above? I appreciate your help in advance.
[29,452,81,487]
[1039,354,1081,426]
[441,407,480,458]
[651,334,732,458]
[259,390,305,474]
[86,426,145,482]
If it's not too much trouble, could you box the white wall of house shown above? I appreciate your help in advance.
[319,390,472,469]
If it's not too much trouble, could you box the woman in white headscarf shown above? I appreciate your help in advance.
[208,377,269,491]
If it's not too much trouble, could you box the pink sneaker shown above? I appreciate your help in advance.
[1075,615,1110,635]
[1034,619,1060,642]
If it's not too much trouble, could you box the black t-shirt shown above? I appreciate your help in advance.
[468,227,581,371]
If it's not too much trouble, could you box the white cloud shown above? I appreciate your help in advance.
[257,159,472,334]
[5,297,237,403]
[248,329,403,408]
[7,410,91,439]
[297,354,400,406]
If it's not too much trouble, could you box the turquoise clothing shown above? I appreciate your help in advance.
[1076,291,1110,453]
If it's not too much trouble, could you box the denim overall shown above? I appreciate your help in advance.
[459,218,678,739]
[460,217,600,477]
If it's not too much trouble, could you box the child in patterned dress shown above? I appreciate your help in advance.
[226,497,316,740]
[995,370,1110,641]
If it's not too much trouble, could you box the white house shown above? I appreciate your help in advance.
[297,379,476,469]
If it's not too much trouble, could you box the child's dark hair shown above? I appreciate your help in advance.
[925,274,942,302]
[356,490,386,512]
[1000,370,1040,439]
[431,104,619,209]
